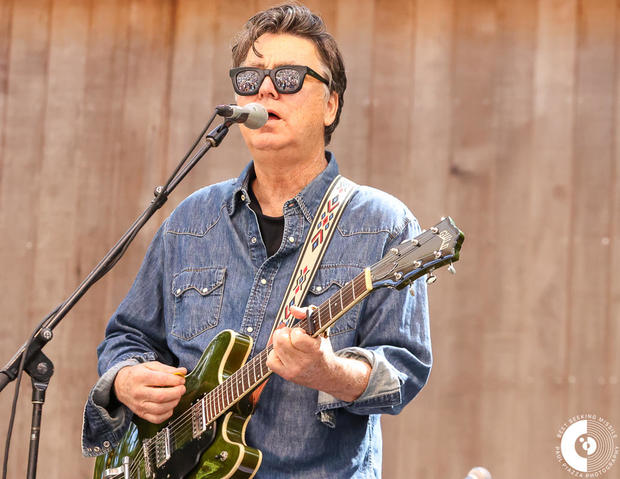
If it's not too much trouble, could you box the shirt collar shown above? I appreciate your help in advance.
[227,151,340,221]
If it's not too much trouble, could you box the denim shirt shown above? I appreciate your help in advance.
[82,153,432,478]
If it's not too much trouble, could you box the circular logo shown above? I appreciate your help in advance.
[556,414,619,476]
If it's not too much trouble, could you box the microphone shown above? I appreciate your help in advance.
[215,103,268,129]
[465,467,492,479]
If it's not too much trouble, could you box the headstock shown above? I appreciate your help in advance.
[370,217,464,289]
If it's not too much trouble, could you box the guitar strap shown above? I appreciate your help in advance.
[251,174,356,405]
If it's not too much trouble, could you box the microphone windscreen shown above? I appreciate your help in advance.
[243,103,268,129]
[465,466,492,479]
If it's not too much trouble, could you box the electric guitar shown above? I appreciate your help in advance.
[94,217,464,479]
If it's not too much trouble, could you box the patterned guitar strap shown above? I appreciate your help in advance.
[250,174,356,406]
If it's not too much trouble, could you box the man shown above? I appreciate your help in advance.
[82,4,431,478]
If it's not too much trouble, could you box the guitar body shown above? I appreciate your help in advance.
[93,330,262,479]
[92,217,464,479]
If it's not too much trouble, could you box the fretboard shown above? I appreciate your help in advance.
[141,269,371,473]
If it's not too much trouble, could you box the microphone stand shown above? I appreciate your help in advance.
[0,113,235,479]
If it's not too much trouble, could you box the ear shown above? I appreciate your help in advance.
[323,90,339,127]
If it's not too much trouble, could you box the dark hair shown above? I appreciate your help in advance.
[231,3,346,146]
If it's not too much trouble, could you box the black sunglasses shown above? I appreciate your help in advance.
[229,65,330,96]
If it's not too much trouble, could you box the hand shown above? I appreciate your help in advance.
[266,306,371,401]
[113,361,186,424]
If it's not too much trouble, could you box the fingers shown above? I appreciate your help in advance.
[273,327,319,354]
[114,362,187,423]
[290,305,310,319]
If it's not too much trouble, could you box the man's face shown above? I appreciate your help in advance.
[235,33,338,157]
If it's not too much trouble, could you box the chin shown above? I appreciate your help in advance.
[245,132,292,153]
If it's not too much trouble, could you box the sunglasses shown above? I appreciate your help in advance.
[229,65,330,96]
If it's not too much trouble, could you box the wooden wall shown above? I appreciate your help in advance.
[1,1,619,478]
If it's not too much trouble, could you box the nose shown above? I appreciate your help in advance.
[257,74,279,99]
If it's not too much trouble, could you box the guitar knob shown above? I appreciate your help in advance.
[426,273,437,284]
[215,451,229,462]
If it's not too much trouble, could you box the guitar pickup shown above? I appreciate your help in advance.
[154,427,172,467]
[192,397,208,438]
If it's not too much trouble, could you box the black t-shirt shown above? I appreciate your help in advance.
[248,181,285,258]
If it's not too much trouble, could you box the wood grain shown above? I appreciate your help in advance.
[0,1,618,478]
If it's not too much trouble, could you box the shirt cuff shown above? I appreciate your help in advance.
[315,347,405,427]
[81,352,156,456]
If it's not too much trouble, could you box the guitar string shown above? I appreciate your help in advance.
[156,274,361,440]
[160,275,365,444]
[134,255,424,471]
[125,273,370,474]
[117,234,440,475]
[163,274,363,438]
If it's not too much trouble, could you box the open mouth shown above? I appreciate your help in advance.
[268,111,281,120]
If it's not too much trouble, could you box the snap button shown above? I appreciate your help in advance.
[176,288,181,295]
[288,236,295,243]
[316,286,322,292]
[251,237,257,244]
[93,446,100,452]
[103,440,110,448]
[246,326,253,333]
[201,287,208,294]
[241,194,246,201]
[260,278,267,285]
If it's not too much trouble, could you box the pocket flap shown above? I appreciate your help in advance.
[172,268,225,298]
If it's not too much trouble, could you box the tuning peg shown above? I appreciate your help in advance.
[426,273,437,284]
[430,226,439,234]
[408,284,415,297]
[448,263,456,275]
[390,247,399,255]
[433,250,442,259]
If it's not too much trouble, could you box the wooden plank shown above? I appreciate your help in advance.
[608,0,620,434]
[0,0,52,476]
[0,0,13,189]
[331,0,375,183]
[29,1,92,477]
[521,0,578,476]
[568,0,617,418]
[423,0,500,476]
[366,0,416,196]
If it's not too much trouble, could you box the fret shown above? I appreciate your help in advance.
[351,276,356,300]
[207,393,213,422]
[216,389,223,416]
[339,286,345,311]
[245,361,251,390]
[234,372,240,400]
[327,294,332,320]
[226,380,232,404]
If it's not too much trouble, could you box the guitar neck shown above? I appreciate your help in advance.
[197,268,373,423]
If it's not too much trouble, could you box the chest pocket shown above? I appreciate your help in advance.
[305,264,364,340]
[171,267,226,340]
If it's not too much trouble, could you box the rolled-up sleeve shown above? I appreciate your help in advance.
[316,215,432,425]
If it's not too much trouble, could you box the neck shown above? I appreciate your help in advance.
[251,150,327,217]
